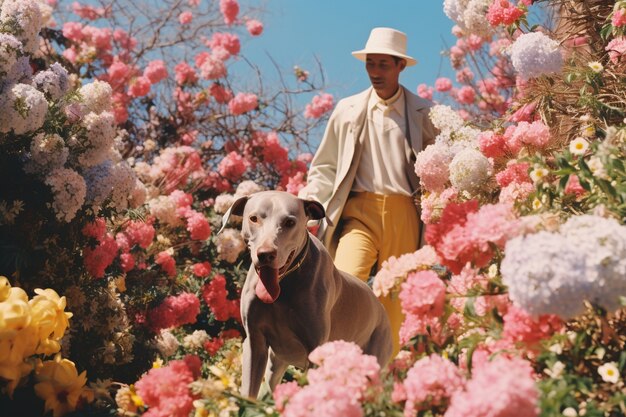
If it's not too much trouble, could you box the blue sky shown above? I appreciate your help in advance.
[240,1,457,98]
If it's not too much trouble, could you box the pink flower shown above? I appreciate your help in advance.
[417,83,433,100]
[606,37,626,64]
[184,210,211,240]
[435,77,453,92]
[444,356,540,417]
[499,181,534,204]
[188,0,200,5]
[119,253,135,272]
[613,8,626,27]
[400,271,446,318]
[502,305,563,349]
[195,52,227,80]
[282,382,363,417]
[402,354,465,415]
[246,19,264,36]
[84,233,118,278]
[304,93,334,118]
[179,11,193,25]
[487,0,524,27]
[207,32,241,59]
[113,29,137,50]
[135,357,198,417]
[217,151,249,180]
[72,2,109,20]
[128,76,152,97]
[507,120,551,153]
[220,0,239,25]
[144,60,168,84]
[147,292,201,332]
[478,130,508,158]
[285,172,306,195]
[273,381,301,412]
[180,130,198,145]
[202,275,240,322]
[456,85,476,104]
[507,101,538,123]
[192,262,212,277]
[155,250,176,277]
[209,83,233,103]
[466,34,484,51]
[228,92,258,115]
[414,142,453,193]
[108,61,135,87]
[495,162,531,187]
[174,62,198,85]
[82,218,107,240]
[62,22,85,42]
[564,174,586,196]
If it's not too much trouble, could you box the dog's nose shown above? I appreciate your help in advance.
[257,248,277,265]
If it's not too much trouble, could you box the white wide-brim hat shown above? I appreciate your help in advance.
[352,27,417,66]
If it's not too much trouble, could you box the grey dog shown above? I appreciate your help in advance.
[219,191,392,398]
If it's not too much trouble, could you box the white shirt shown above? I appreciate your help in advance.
[352,88,413,196]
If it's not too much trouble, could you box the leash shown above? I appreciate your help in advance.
[278,233,310,281]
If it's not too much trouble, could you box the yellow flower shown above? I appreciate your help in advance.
[34,354,94,417]
[598,362,620,383]
[29,288,72,355]
[152,357,163,368]
[580,124,595,138]
[129,384,144,408]
[569,137,589,155]
[0,276,10,302]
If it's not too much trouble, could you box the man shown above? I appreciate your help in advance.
[298,27,437,353]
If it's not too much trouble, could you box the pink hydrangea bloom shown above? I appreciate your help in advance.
[82,218,107,240]
[282,382,363,417]
[72,2,109,20]
[155,250,176,277]
[456,85,476,104]
[170,190,194,210]
[444,356,540,417]
[478,130,508,158]
[400,270,446,319]
[499,181,534,204]
[307,341,381,401]
[507,120,551,153]
[613,8,626,27]
[178,11,193,25]
[273,381,301,412]
[144,60,168,84]
[606,37,626,64]
[192,262,212,277]
[134,357,198,417]
[456,67,474,83]
[417,84,433,100]
[84,233,118,278]
[195,52,227,80]
[147,292,200,332]
[217,151,249,180]
[402,354,465,415]
[447,266,509,317]
[208,32,240,59]
[435,77,453,92]
[220,0,239,25]
[184,210,211,240]
[466,34,484,51]
[507,101,538,123]
[373,246,439,297]
[285,171,306,195]
[502,305,563,348]
[399,314,443,346]
[108,61,134,86]
[174,62,198,85]
[304,93,334,118]
[420,187,458,224]
[62,22,85,42]
[495,162,531,187]
[487,0,524,27]
[128,76,151,97]
[209,83,233,103]
[202,275,240,321]
[414,142,453,193]
[228,92,258,115]
[246,19,264,36]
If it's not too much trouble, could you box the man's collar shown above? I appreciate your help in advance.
[368,87,405,115]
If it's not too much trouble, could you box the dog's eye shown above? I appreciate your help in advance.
[283,218,296,228]
[249,215,258,223]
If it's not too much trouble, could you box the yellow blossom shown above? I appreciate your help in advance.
[34,354,94,417]
[152,357,163,368]
[0,276,10,302]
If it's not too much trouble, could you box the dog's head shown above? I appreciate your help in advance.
[219,191,325,303]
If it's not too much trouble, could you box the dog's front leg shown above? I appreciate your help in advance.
[240,332,268,399]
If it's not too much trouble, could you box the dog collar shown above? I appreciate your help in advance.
[278,234,310,281]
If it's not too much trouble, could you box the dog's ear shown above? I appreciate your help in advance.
[302,199,327,222]
[218,195,249,234]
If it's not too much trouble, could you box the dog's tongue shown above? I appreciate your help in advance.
[256,266,280,303]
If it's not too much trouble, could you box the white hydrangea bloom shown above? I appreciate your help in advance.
[0,83,47,135]
[24,132,68,174]
[215,228,246,263]
[509,32,563,80]
[462,0,493,37]
[234,180,264,198]
[448,148,492,193]
[214,193,235,214]
[148,195,184,226]
[108,161,138,210]
[0,33,23,75]
[83,162,114,208]
[44,167,87,222]
[443,0,469,26]
[154,329,180,358]
[32,62,70,101]
[182,330,210,350]
[0,0,43,55]
[79,80,113,114]
[77,111,117,167]
[3,56,33,88]
[429,104,464,133]
[502,215,626,319]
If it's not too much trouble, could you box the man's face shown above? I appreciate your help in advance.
[365,54,406,99]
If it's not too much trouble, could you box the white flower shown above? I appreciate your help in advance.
[429,104,465,133]
[0,0,43,55]
[214,194,236,214]
[530,167,550,183]
[79,80,113,114]
[562,407,578,417]
[588,61,603,73]
[234,180,264,198]
[569,137,589,155]
[0,33,23,75]
[598,362,620,383]
[587,156,608,179]
[509,32,563,80]
[0,83,47,135]
[448,148,492,193]
[544,361,566,378]
[215,228,246,263]
[32,62,70,101]
[76,111,117,167]
[183,330,210,350]
[155,329,180,358]
[24,133,68,175]
[44,167,87,222]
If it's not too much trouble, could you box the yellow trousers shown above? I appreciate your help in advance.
[334,191,420,356]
